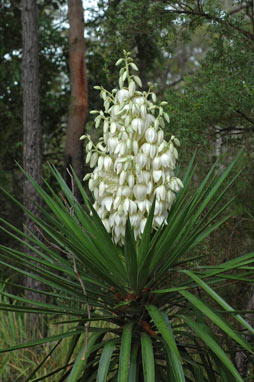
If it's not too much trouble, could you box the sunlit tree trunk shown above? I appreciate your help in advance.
[65,0,88,200]
[21,0,46,333]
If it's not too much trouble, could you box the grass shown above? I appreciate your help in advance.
[0,284,86,382]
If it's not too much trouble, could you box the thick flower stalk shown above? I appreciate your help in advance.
[81,51,183,245]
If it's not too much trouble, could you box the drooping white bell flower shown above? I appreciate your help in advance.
[81,51,183,245]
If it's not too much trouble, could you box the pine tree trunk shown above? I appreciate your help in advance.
[65,0,88,200]
[235,284,254,378]
[21,0,46,333]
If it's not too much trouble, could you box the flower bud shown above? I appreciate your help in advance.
[157,130,164,145]
[141,104,147,118]
[90,152,98,168]
[83,173,90,181]
[86,151,92,164]
[129,81,136,96]
[98,156,104,170]
[158,141,166,153]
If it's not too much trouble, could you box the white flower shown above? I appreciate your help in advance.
[129,200,137,214]
[137,153,147,169]
[108,137,118,152]
[149,145,157,159]
[131,118,144,133]
[137,170,150,184]
[119,170,127,185]
[104,156,113,171]
[141,143,151,156]
[152,157,161,170]
[83,53,183,244]
[128,174,135,188]
[110,122,117,134]
[137,200,147,212]
[133,184,147,201]
[160,152,171,167]
[130,213,142,227]
[145,127,157,144]
[132,140,139,155]
[140,219,147,233]
[145,114,155,128]
[102,196,113,211]
[113,197,121,209]
[153,170,163,183]
[121,186,133,198]
[155,185,166,201]
[116,89,129,103]
[99,182,106,196]
[123,198,130,214]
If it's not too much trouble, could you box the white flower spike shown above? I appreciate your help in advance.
[82,51,183,245]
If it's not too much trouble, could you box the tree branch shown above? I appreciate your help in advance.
[214,125,253,136]
[227,3,249,16]
[236,109,254,125]
[164,1,254,41]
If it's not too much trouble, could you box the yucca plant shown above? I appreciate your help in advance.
[0,53,254,382]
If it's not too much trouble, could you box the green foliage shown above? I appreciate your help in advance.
[162,1,254,145]
[0,281,85,381]
[0,0,69,173]
[166,33,254,144]
[0,154,253,381]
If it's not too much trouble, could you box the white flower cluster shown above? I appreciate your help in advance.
[81,51,183,245]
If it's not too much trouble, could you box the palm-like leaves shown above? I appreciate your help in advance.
[0,153,253,381]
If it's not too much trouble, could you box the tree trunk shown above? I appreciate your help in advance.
[235,284,254,378]
[65,0,88,200]
[21,0,46,333]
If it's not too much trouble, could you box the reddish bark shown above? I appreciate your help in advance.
[65,0,88,199]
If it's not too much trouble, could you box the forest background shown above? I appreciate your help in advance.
[1,0,254,379]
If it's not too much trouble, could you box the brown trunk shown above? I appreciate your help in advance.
[21,0,46,333]
[235,284,254,378]
[65,0,88,200]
